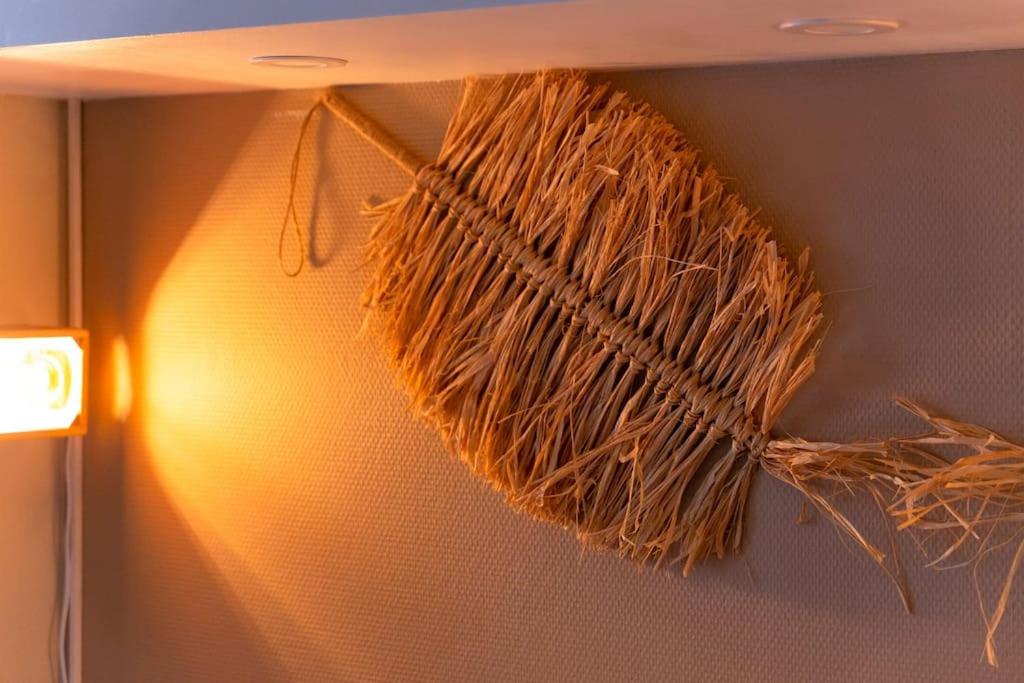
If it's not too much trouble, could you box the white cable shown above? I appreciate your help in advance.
[61,98,83,683]
[58,438,73,683]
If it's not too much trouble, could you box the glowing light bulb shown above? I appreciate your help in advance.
[0,331,87,439]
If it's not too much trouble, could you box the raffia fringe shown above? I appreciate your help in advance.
[363,72,822,575]
[763,399,1024,667]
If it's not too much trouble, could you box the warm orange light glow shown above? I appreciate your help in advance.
[115,99,497,676]
[0,330,88,439]
[134,133,411,672]
[112,335,133,422]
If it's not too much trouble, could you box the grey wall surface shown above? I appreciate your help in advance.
[83,50,1024,681]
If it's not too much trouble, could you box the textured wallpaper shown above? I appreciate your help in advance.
[84,51,1024,681]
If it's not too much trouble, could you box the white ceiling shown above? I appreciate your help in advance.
[3,0,1024,99]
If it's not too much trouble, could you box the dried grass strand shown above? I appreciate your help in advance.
[763,399,1024,666]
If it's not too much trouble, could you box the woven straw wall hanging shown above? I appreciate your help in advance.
[281,72,1024,665]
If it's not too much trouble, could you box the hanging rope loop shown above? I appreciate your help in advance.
[279,89,427,278]
[278,95,327,277]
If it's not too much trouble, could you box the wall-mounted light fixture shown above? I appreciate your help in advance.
[0,329,88,440]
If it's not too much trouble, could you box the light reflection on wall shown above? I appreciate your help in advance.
[112,335,133,422]
[133,99,428,678]
[138,199,349,677]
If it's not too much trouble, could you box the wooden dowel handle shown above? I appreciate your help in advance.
[321,91,425,178]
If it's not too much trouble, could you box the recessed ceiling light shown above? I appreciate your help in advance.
[250,55,348,69]
[776,18,903,36]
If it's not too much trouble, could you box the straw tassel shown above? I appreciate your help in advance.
[286,71,1024,665]
[762,399,1024,666]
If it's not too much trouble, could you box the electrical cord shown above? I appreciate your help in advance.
[58,437,73,683]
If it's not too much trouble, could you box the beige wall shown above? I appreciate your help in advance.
[83,51,1024,681]
[0,96,66,683]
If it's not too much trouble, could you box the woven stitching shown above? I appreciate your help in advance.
[416,165,768,456]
